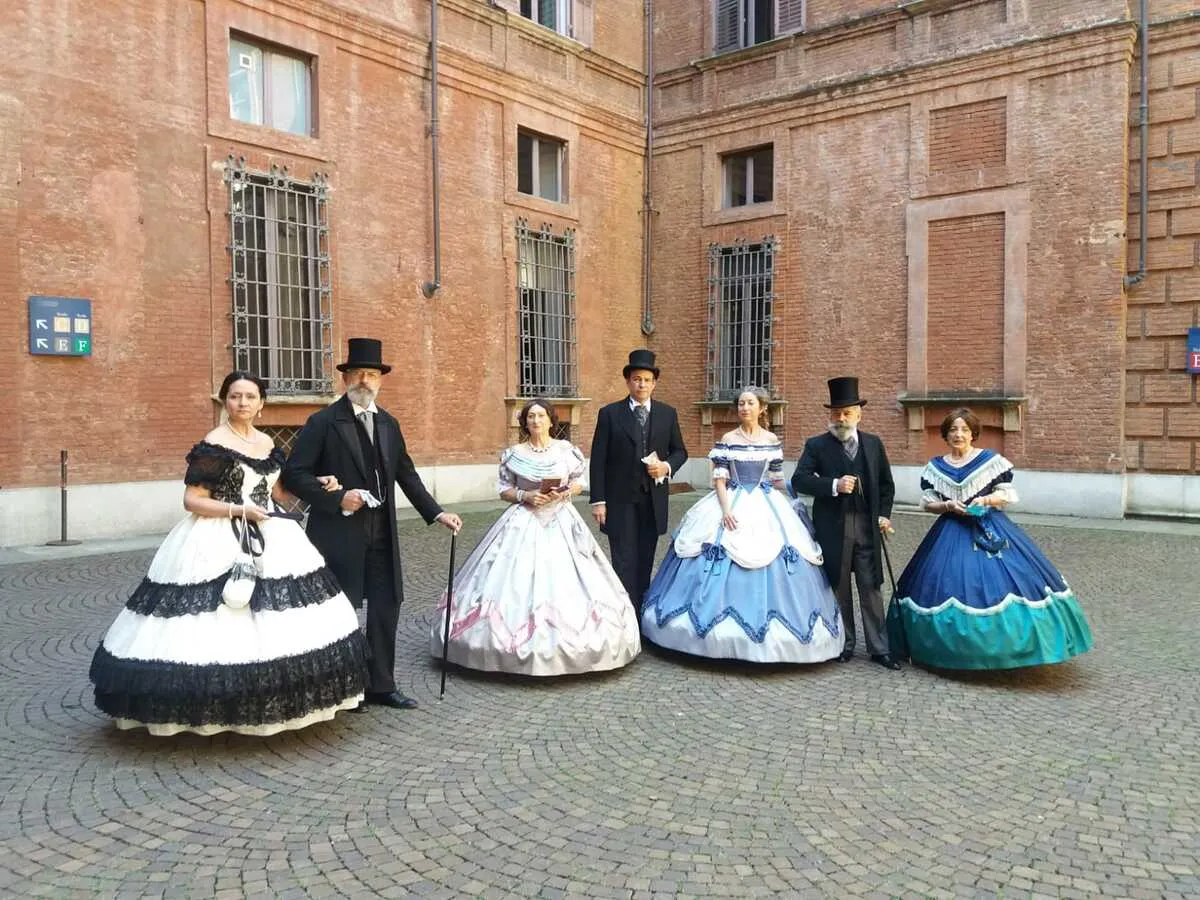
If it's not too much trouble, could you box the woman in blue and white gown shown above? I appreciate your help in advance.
[89,372,369,736]
[431,399,640,676]
[641,387,844,662]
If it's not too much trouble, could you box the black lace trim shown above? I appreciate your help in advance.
[90,633,369,727]
[125,568,343,617]
[187,441,286,474]
[249,476,270,508]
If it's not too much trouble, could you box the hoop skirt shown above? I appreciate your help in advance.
[431,441,640,676]
[89,442,369,736]
[890,450,1093,670]
[641,441,844,663]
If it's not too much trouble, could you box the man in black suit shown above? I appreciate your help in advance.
[792,376,900,670]
[590,349,688,612]
[283,338,462,710]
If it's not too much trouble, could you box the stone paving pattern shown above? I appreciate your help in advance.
[1,495,1198,899]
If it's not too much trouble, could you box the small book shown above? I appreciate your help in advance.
[540,476,564,492]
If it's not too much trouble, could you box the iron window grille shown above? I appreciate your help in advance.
[517,220,577,397]
[226,157,334,396]
[714,0,805,53]
[706,238,776,401]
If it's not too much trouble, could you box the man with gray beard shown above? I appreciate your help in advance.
[284,338,462,710]
[792,377,900,670]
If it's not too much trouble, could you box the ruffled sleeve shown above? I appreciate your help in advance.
[565,443,588,488]
[767,445,784,475]
[496,448,517,494]
[184,443,233,491]
[983,469,1018,505]
[707,443,731,482]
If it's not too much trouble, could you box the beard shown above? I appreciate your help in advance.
[830,422,854,440]
[347,384,378,407]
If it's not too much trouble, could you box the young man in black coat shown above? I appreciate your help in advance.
[283,338,462,710]
[589,349,688,613]
[792,376,900,670]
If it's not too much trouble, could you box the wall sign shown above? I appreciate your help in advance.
[1189,328,1200,375]
[29,296,92,357]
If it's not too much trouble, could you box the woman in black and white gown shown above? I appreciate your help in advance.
[89,371,369,736]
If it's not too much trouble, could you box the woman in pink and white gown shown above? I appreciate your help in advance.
[431,399,640,676]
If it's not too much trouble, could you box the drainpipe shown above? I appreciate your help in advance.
[640,0,656,334]
[422,0,443,298]
[1125,0,1149,289]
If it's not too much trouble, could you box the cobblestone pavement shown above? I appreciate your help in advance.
[1,495,1198,900]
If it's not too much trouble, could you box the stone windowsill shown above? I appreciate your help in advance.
[897,392,1027,432]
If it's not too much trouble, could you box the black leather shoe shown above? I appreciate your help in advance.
[870,654,902,671]
[348,700,369,713]
[837,647,854,663]
[365,691,419,710]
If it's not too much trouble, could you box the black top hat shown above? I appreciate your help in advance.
[623,348,660,379]
[825,376,866,408]
[336,338,392,375]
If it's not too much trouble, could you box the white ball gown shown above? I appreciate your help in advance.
[89,442,369,736]
[430,440,640,676]
[641,440,845,663]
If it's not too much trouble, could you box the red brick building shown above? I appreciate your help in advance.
[651,0,1200,518]
[2,0,1198,544]
[1,0,648,543]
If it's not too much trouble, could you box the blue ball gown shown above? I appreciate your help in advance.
[641,440,844,663]
[890,448,1093,670]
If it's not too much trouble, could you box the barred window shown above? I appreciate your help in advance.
[226,158,333,396]
[517,220,577,397]
[706,238,775,401]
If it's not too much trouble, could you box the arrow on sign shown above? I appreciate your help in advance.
[35,319,48,330]
[35,338,49,349]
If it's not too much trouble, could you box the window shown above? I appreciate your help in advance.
[706,238,776,400]
[228,35,313,136]
[226,159,333,396]
[723,145,774,207]
[520,0,573,36]
[714,0,805,53]
[517,220,577,396]
[517,130,566,203]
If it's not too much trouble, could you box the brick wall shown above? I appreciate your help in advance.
[1124,12,1200,475]
[929,98,1007,176]
[926,214,1006,392]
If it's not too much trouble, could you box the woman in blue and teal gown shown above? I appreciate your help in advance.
[890,408,1093,670]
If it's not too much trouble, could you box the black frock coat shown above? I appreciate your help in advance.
[282,395,443,609]
[589,398,688,535]
[791,430,895,589]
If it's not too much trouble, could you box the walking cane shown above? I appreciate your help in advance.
[438,532,457,699]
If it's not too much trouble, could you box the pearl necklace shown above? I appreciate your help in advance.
[225,422,257,445]
[526,440,552,454]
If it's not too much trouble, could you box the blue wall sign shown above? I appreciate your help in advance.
[1189,328,1200,375]
[29,296,92,357]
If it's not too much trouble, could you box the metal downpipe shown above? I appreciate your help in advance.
[640,0,656,335]
[1125,0,1149,289]
[422,0,442,298]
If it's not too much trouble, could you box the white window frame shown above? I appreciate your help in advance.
[517,130,567,203]
[228,34,314,137]
[520,0,574,37]
[722,145,774,208]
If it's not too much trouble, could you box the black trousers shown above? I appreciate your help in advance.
[836,506,889,656]
[362,509,399,693]
[606,494,659,611]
